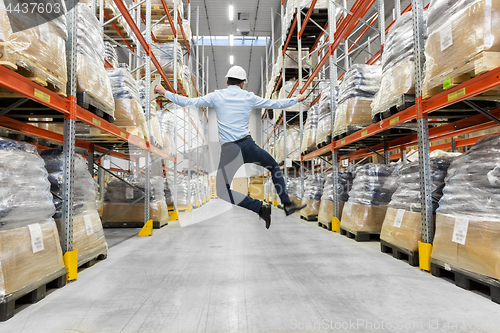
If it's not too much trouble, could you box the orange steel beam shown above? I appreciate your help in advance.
[310,93,321,106]
[160,0,176,38]
[104,59,114,69]
[103,9,135,52]
[177,14,190,55]
[283,14,298,56]
[0,117,132,160]
[299,0,318,38]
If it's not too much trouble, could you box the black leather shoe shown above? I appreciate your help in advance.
[259,204,272,229]
[283,202,306,216]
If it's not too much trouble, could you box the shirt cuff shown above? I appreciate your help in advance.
[164,91,171,99]
[293,97,299,103]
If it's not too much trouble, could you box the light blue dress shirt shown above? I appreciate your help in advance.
[165,85,299,144]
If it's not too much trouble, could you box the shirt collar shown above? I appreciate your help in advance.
[227,85,241,90]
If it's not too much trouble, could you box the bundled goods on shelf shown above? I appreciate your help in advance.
[152,23,175,40]
[0,138,65,298]
[151,0,183,18]
[333,64,381,138]
[285,0,329,26]
[266,54,284,99]
[316,83,339,146]
[182,19,192,42]
[380,154,456,252]
[300,105,319,154]
[278,126,301,163]
[81,0,133,39]
[176,176,198,207]
[284,49,311,69]
[299,174,325,219]
[76,3,115,116]
[0,0,68,94]
[423,0,500,98]
[264,178,273,202]
[157,109,176,155]
[137,79,162,147]
[164,178,173,206]
[150,42,184,78]
[318,172,353,224]
[107,66,149,140]
[340,164,399,233]
[287,177,303,206]
[431,134,500,279]
[104,42,119,69]
[182,65,194,97]
[277,79,311,117]
[102,176,169,225]
[371,11,417,117]
[40,150,107,265]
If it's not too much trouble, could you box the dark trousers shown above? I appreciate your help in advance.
[216,137,291,214]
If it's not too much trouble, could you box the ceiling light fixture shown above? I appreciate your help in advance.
[229,5,234,21]
[230,55,234,64]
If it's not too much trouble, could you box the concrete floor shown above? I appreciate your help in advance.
[2,200,500,333]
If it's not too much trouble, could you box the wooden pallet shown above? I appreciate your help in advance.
[0,268,67,322]
[318,220,332,231]
[300,214,318,222]
[430,258,500,304]
[339,226,380,242]
[380,240,419,267]
[0,43,67,97]
[372,94,416,123]
[423,52,500,100]
[102,220,168,229]
[300,146,317,156]
[76,92,115,124]
[333,125,366,141]
[141,4,178,21]
[316,136,332,149]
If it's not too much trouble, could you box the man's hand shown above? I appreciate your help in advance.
[154,84,167,96]
[297,94,305,102]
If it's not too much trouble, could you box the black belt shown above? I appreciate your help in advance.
[222,135,251,147]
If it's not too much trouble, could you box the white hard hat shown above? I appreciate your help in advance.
[225,65,247,81]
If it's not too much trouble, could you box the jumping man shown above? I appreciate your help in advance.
[154,65,306,229]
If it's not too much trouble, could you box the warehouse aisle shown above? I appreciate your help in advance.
[2,200,500,333]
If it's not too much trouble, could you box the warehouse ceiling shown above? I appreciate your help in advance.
[188,0,281,95]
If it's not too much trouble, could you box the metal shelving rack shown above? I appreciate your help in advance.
[0,0,207,273]
[283,0,500,270]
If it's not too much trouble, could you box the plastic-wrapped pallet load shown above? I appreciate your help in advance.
[299,174,325,219]
[371,11,416,117]
[151,0,183,18]
[263,178,273,202]
[102,176,169,226]
[432,134,500,279]
[423,0,500,98]
[380,154,456,252]
[277,126,301,163]
[316,84,339,146]
[284,49,311,69]
[300,105,319,154]
[0,138,65,298]
[341,164,399,233]
[107,66,149,139]
[287,176,302,206]
[157,109,176,155]
[318,172,353,224]
[176,176,190,207]
[40,150,107,265]
[0,0,68,94]
[104,42,119,69]
[333,64,381,138]
[76,4,115,117]
[150,42,184,77]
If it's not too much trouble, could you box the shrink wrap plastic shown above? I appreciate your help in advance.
[0,0,67,93]
[300,175,325,217]
[107,66,146,129]
[333,65,381,137]
[380,155,455,252]
[0,139,64,297]
[431,134,500,279]
[276,126,301,163]
[423,0,500,95]
[318,172,353,223]
[150,42,183,77]
[151,0,183,17]
[389,156,455,212]
[176,176,198,207]
[104,42,119,69]
[284,49,310,69]
[152,23,174,39]
[77,4,115,116]
[316,83,339,145]
[286,177,302,206]
[371,12,416,116]
[157,109,176,155]
[300,106,319,153]
[40,149,107,264]
[340,164,399,233]
[277,79,311,116]
[0,138,55,230]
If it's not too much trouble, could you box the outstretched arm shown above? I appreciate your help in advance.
[154,84,214,108]
[252,93,305,109]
